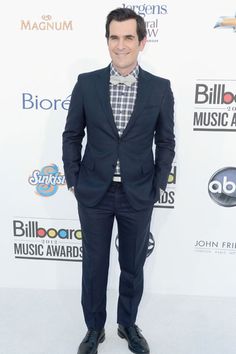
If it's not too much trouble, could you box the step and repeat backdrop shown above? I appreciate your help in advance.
[0,0,236,297]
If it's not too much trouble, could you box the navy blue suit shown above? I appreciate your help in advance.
[62,65,175,329]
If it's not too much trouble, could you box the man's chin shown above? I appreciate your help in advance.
[113,62,130,70]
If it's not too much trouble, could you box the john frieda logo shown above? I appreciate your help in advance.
[13,218,83,262]
[122,3,168,42]
[208,167,236,207]
[20,15,73,31]
[214,13,236,32]
[28,164,66,197]
[193,80,236,131]
[194,239,236,255]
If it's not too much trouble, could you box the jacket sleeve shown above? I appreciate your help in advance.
[62,75,86,189]
[154,80,175,190]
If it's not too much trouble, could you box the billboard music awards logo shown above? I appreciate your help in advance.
[214,13,236,32]
[20,15,73,31]
[28,164,66,197]
[121,3,168,42]
[13,218,82,261]
[22,93,71,111]
[155,164,176,208]
[208,167,236,207]
[193,80,236,131]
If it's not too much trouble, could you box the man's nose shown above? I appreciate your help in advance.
[116,38,125,50]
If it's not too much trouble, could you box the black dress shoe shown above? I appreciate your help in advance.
[118,324,150,354]
[77,328,105,354]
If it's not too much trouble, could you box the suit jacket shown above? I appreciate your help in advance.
[62,65,175,210]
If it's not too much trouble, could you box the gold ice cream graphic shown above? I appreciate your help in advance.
[214,13,236,32]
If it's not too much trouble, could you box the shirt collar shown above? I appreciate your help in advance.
[110,63,139,79]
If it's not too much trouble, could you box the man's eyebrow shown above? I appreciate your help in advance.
[109,34,136,38]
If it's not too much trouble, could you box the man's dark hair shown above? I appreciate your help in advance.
[105,8,147,42]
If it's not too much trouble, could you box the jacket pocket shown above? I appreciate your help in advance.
[141,160,154,175]
[81,157,95,171]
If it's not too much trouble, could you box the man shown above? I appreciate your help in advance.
[62,7,175,354]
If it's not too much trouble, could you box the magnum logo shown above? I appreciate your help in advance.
[20,15,73,31]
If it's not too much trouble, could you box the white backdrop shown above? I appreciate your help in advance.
[1,0,236,297]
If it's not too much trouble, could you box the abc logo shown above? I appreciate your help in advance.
[208,167,236,207]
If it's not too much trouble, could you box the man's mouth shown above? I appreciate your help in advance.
[115,52,129,56]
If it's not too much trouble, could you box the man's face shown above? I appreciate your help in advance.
[107,19,146,76]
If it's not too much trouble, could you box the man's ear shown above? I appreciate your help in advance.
[139,36,147,51]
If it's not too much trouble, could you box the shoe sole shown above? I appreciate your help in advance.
[99,333,105,344]
[117,329,150,354]
[94,334,105,354]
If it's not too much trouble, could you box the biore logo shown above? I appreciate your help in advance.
[28,164,65,197]
[208,167,236,207]
[195,84,236,105]
[122,3,168,17]
[115,232,155,257]
[20,15,73,31]
[22,93,71,111]
[13,220,82,240]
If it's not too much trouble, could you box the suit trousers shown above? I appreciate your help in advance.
[78,181,153,330]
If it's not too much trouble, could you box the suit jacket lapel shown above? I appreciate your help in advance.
[95,65,152,138]
[95,65,119,137]
[122,67,151,138]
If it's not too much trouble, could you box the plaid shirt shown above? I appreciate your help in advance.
[109,63,139,176]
